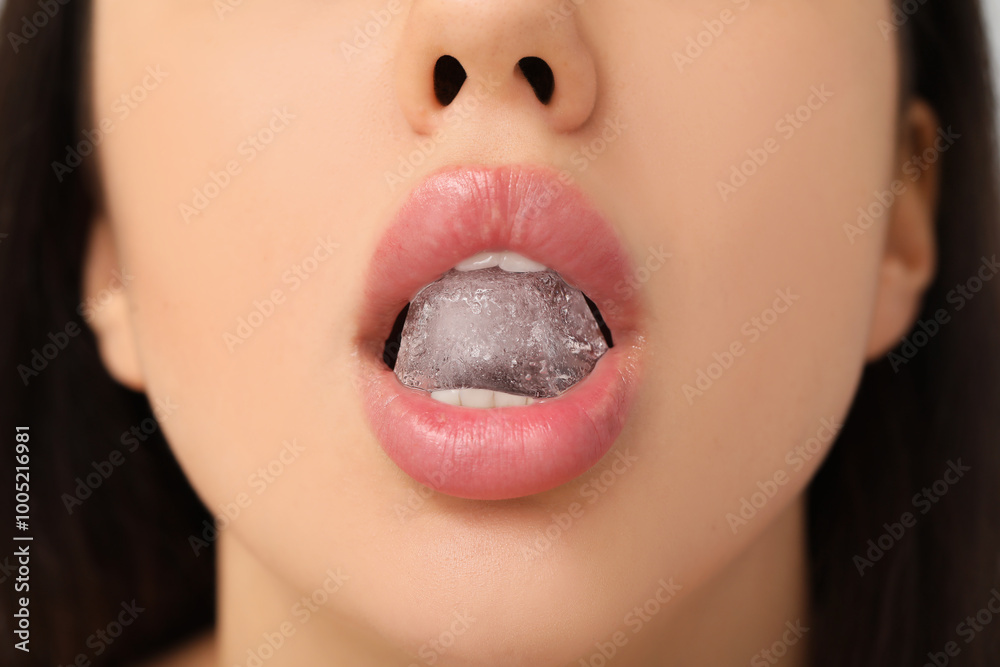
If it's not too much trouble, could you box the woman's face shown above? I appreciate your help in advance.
[88,0,915,663]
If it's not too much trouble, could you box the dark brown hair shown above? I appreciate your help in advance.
[0,0,998,665]
[0,2,213,665]
[808,2,1000,665]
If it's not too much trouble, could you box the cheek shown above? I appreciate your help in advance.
[91,2,405,494]
[90,5,432,613]
[568,0,900,571]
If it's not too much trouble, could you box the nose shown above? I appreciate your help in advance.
[395,0,598,135]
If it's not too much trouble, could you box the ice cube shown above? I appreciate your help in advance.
[393,267,608,398]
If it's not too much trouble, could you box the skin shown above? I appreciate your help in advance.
[85,0,940,665]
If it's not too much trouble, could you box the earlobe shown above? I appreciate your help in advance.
[82,217,144,391]
[865,100,941,361]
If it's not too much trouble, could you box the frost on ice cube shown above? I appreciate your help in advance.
[393,268,609,399]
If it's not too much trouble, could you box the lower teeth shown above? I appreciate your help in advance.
[392,267,609,403]
[430,389,537,408]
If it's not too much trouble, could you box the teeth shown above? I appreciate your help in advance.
[429,389,537,408]
[493,392,528,408]
[498,252,548,273]
[455,251,547,273]
[455,252,501,271]
[429,389,462,406]
[459,388,495,408]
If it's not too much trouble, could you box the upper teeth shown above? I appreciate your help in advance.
[455,251,548,273]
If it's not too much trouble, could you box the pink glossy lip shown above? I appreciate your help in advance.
[355,165,644,500]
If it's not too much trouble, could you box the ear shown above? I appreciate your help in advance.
[82,217,144,391]
[864,100,941,360]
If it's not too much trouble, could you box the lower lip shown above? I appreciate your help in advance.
[359,335,642,500]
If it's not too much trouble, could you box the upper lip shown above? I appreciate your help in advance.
[354,164,645,499]
[355,165,642,347]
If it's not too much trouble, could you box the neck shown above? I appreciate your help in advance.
[612,497,811,666]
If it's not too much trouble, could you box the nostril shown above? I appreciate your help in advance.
[433,55,467,106]
[517,57,555,105]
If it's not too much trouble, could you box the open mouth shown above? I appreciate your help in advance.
[355,166,645,500]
